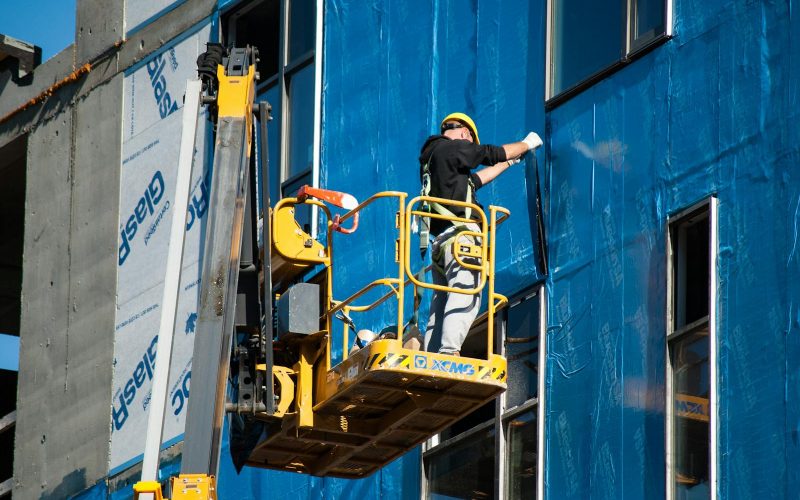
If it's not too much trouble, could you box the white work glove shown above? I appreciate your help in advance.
[507,157,521,166]
[522,132,543,151]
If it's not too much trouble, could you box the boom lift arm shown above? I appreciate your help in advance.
[134,44,264,500]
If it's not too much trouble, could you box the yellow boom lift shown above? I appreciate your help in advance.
[134,45,511,499]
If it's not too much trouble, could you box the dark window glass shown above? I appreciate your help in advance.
[506,294,539,408]
[551,0,623,95]
[223,0,280,81]
[549,0,670,101]
[635,0,665,41]
[671,328,710,499]
[426,425,496,500]
[672,212,710,329]
[438,400,495,443]
[439,319,493,441]
[288,0,315,61]
[0,136,26,336]
[286,62,315,179]
[0,135,24,488]
[506,409,537,500]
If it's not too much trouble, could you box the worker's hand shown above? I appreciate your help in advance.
[522,132,543,151]
[507,157,521,167]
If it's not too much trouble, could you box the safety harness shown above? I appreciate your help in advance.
[418,149,480,275]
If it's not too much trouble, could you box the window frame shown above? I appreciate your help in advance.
[665,197,718,500]
[224,0,323,235]
[279,0,322,235]
[545,0,674,106]
[421,286,547,500]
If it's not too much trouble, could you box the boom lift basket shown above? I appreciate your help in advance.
[240,192,511,478]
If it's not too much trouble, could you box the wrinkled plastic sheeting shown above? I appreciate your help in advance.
[545,1,800,499]
[226,0,542,496]
[321,0,547,358]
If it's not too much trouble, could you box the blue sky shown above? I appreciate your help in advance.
[1,0,77,61]
[0,334,19,371]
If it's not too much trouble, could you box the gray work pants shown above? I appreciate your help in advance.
[424,227,481,355]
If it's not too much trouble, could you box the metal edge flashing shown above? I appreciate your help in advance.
[537,288,547,500]
[709,196,718,498]
[496,308,508,499]
[544,0,553,101]
[311,0,323,238]
[664,195,717,499]
[665,204,674,500]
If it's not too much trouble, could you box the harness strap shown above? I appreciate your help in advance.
[420,158,475,245]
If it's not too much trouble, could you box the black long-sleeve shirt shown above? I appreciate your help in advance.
[419,135,507,236]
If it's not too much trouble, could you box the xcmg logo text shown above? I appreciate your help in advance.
[414,355,475,376]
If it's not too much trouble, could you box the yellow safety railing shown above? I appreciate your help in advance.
[273,191,510,366]
[328,191,407,361]
[336,268,430,360]
[404,196,510,357]
[487,206,510,353]
[280,192,408,369]
[404,196,489,295]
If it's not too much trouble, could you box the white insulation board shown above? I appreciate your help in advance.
[111,21,212,474]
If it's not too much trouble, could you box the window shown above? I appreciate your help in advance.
[0,135,26,495]
[223,0,320,233]
[426,422,496,499]
[423,287,546,499]
[546,0,673,102]
[666,198,717,500]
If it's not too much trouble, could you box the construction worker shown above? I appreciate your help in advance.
[420,113,542,355]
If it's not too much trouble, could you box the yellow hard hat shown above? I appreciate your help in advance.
[440,112,480,144]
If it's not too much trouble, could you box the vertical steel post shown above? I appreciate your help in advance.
[258,101,276,415]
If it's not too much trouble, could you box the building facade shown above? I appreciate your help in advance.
[1,0,798,498]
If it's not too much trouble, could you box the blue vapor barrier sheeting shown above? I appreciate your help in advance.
[216,420,420,499]
[321,0,547,358]
[545,1,800,499]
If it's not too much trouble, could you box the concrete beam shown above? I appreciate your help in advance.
[0,43,77,125]
[13,75,123,500]
[13,110,74,499]
[0,34,42,80]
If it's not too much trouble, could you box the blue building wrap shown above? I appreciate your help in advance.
[213,1,547,497]
[99,0,800,498]
[545,1,800,499]
[320,0,547,338]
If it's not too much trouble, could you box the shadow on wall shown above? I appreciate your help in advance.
[39,467,87,499]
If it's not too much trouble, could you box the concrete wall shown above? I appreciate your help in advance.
[1,0,216,497]
[13,77,121,499]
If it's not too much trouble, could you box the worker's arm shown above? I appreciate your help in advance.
[475,158,518,186]
[476,132,542,186]
[501,141,530,162]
